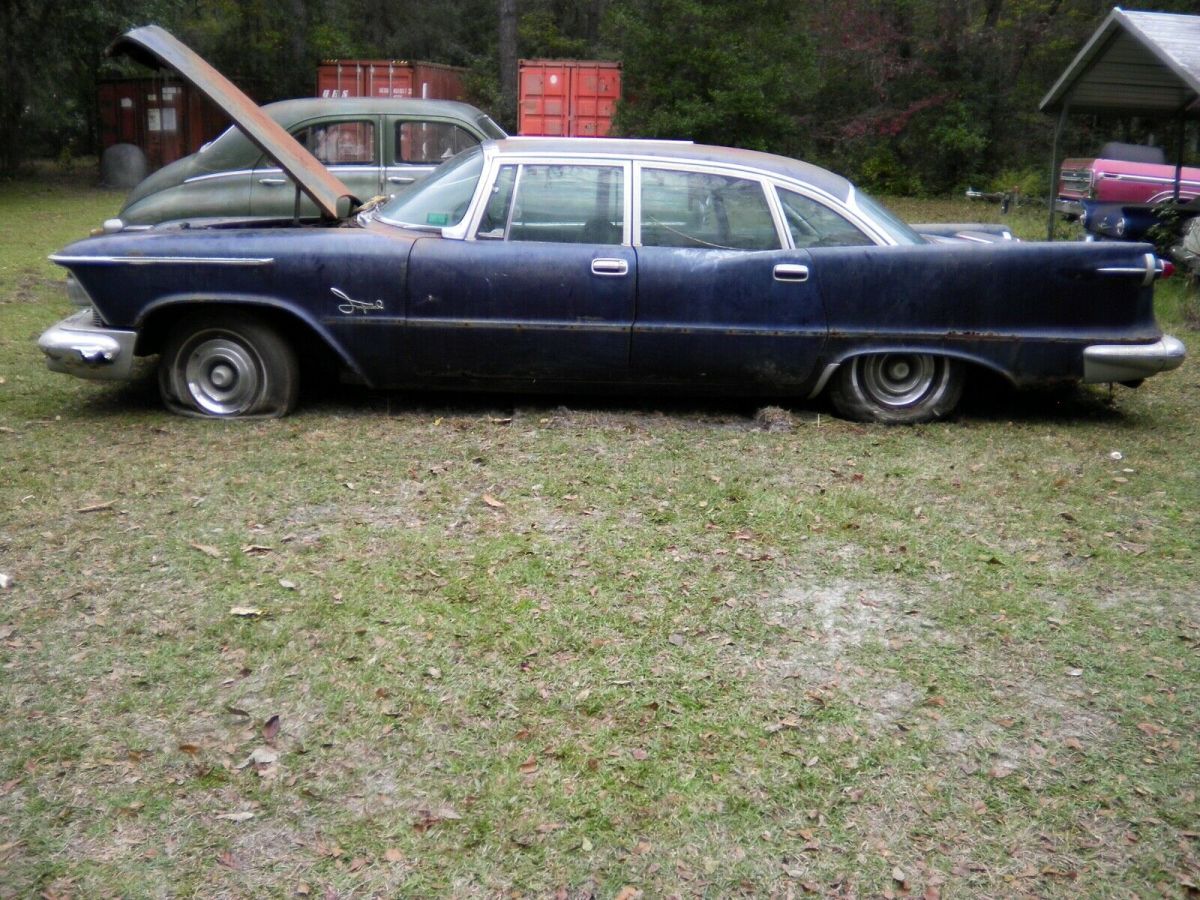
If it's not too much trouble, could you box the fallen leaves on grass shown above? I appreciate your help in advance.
[482,493,505,509]
[230,606,265,618]
[191,543,222,558]
[263,714,280,744]
[215,811,256,823]
[76,500,115,513]
[413,805,462,832]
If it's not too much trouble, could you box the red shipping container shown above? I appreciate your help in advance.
[518,60,621,137]
[98,77,228,169]
[316,60,466,101]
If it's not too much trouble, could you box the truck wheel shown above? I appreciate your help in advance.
[829,353,963,424]
[159,313,299,418]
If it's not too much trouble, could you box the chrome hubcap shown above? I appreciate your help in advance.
[182,337,262,416]
[860,354,941,408]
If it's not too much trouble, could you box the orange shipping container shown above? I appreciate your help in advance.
[316,60,466,101]
[518,59,621,137]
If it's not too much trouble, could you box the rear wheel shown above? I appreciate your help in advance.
[158,313,299,418]
[829,353,963,424]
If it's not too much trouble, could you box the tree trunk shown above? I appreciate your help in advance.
[499,0,518,130]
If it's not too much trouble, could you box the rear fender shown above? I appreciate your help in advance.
[819,345,1018,392]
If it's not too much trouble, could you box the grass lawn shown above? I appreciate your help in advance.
[0,172,1197,898]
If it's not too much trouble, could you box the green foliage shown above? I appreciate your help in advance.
[857,147,922,197]
[608,0,813,151]
[4,0,1199,197]
[519,8,592,58]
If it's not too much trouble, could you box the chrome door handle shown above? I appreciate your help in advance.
[591,258,628,276]
[387,176,416,185]
[258,177,288,186]
[773,263,810,282]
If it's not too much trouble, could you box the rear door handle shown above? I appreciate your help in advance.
[773,263,810,282]
[591,258,629,276]
[258,177,288,186]
[387,176,416,185]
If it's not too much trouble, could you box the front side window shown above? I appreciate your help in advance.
[378,146,484,228]
[475,164,625,244]
[396,121,480,164]
[293,121,376,165]
[777,189,873,249]
[640,169,779,251]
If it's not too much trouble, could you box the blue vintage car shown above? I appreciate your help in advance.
[38,27,1185,424]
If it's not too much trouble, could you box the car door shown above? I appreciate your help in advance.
[384,117,484,198]
[250,116,382,217]
[405,160,635,382]
[631,166,828,389]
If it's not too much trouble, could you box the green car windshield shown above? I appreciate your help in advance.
[377,146,485,229]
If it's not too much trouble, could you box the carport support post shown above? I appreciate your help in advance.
[1173,112,1185,201]
[1047,102,1070,241]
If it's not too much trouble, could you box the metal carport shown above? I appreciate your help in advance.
[1040,7,1200,238]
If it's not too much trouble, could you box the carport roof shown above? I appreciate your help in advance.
[1040,7,1200,117]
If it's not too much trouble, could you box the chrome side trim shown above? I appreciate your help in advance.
[1082,335,1186,384]
[808,363,839,399]
[183,168,257,184]
[1095,252,1156,286]
[49,254,275,266]
[407,317,629,334]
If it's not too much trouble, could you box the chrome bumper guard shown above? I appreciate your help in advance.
[38,309,140,381]
[1083,335,1186,384]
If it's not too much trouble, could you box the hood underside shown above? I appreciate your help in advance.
[109,25,358,220]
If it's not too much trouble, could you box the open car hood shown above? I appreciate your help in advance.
[109,25,358,220]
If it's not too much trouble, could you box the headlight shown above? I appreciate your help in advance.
[65,273,94,308]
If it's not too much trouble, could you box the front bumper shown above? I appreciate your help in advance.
[1055,198,1085,219]
[1083,335,1186,384]
[38,309,140,381]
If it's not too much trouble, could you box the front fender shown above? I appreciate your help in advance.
[135,293,371,384]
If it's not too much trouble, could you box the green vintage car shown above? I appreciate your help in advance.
[117,97,506,225]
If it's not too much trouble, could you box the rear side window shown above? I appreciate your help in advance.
[776,188,873,248]
[640,169,779,250]
[396,121,480,164]
[293,121,376,164]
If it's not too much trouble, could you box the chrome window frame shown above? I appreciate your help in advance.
[769,182,881,249]
[632,160,786,251]
[451,153,633,244]
[440,144,900,248]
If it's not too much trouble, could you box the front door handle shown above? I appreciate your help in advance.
[591,258,629,276]
[387,176,416,185]
[773,263,810,282]
[258,177,288,186]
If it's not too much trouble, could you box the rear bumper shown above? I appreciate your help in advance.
[1083,335,1186,384]
[38,309,140,381]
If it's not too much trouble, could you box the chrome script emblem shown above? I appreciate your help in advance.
[332,287,384,315]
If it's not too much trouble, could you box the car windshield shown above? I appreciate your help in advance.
[851,190,926,245]
[477,115,507,139]
[377,146,485,229]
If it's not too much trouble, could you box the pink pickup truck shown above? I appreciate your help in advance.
[1056,142,1200,219]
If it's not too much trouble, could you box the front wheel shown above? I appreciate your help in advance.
[158,313,299,418]
[829,353,963,424]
